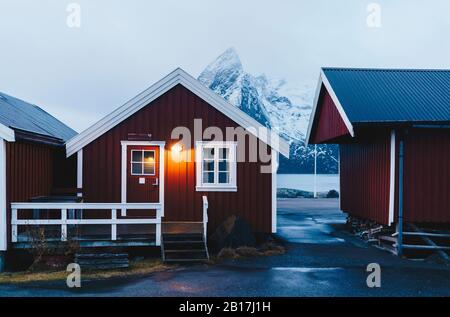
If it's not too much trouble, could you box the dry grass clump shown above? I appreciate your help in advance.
[217,241,285,260]
[217,247,239,259]
[259,241,286,256]
[235,246,262,257]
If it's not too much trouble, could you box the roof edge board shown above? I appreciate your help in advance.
[0,123,15,142]
[305,73,325,145]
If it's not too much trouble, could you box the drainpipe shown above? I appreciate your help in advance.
[397,132,405,256]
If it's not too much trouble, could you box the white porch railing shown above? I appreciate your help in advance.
[202,196,208,239]
[11,202,162,246]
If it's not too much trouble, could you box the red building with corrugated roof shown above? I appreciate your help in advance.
[307,68,450,253]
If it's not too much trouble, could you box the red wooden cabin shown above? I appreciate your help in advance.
[307,68,450,234]
[2,68,289,265]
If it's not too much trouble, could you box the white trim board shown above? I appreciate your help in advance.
[306,69,355,145]
[120,141,165,217]
[271,151,279,233]
[388,130,396,226]
[0,124,15,142]
[77,150,83,197]
[66,68,290,158]
[0,140,7,250]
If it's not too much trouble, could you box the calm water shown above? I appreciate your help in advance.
[278,174,339,192]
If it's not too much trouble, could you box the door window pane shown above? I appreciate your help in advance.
[132,150,142,162]
[143,151,154,162]
[143,163,155,175]
[131,150,155,175]
[131,163,142,174]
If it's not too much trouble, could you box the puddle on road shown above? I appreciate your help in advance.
[278,225,345,244]
[271,267,343,273]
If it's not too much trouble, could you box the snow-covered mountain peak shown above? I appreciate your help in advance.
[198,48,338,173]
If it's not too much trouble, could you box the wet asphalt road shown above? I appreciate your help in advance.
[1,198,449,297]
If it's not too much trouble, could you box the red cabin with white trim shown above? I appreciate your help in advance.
[65,68,289,236]
[307,68,450,226]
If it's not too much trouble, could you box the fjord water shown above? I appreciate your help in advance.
[278,174,339,192]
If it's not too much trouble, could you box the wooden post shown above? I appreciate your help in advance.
[202,196,208,240]
[11,209,17,243]
[111,209,117,241]
[155,208,161,246]
[397,137,404,256]
[61,209,67,241]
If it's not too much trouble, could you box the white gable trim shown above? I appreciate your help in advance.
[66,68,290,158]
[306,70,354,145]
[388,129,396,226]
[0,123,15,142]
[0,140,7,251]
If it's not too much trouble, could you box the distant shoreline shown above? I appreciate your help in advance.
[277,173,339,175]
[277,187,339,198]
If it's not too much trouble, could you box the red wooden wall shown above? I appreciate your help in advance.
[6,141,54,203]
[82,84,273,233]
[402,128,450,223]
[340,131,391,225]
[5,141,54,244]
[310,88,350,143]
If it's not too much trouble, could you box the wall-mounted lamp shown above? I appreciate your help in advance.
[171,143,183,153]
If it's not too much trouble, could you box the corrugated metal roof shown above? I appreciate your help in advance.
[0,91,77,141]
[322,68,450,123]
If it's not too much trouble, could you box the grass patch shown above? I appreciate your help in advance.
[216,242,286,260]
[0,258,171,284]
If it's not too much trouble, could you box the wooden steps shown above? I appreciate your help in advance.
[162,233,209,263]
[75,252,129,270]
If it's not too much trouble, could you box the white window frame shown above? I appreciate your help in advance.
[195,141,237,192]
[130,149,156,176]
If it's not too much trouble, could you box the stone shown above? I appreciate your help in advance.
[210,215,256,251]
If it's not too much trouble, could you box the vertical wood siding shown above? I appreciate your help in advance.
[6,141,54,203]
[310,88,350,143]
[5,141,57,244]
[82,84,273,233]
[402,128,450,223]
[340,131,391,225]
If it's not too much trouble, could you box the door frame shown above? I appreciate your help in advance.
[121,141,165,217]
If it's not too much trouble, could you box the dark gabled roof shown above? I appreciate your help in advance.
[322,68,450,124]
[0,92,77,142]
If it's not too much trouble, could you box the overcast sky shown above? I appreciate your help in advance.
[1,0,450,132]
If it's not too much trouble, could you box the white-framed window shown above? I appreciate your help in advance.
[195,141,237,191]
[130,150,155,175]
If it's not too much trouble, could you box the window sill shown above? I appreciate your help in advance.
[196,186,237,192]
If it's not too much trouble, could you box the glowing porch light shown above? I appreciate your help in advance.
[171,143,183,153]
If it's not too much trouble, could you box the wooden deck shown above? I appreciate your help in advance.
[13,223,207,250]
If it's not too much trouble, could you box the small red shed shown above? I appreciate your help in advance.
[0,92,77,269]
[307,68,450,229]
[65,68,289,241]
